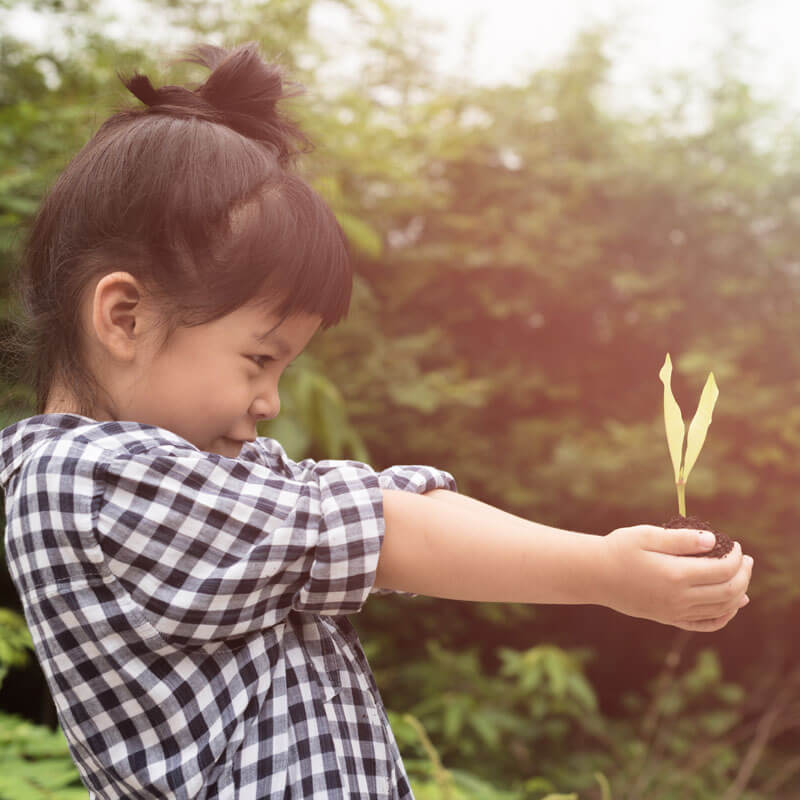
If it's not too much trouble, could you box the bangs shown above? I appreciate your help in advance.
[220,176,353,328]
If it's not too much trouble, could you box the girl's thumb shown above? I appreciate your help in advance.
[646,526,716,555]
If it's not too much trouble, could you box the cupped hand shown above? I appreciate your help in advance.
[601,525,754,632]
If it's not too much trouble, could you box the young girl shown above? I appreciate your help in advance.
[0,43,752,800]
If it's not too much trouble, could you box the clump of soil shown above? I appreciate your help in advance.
[662,515,734,558]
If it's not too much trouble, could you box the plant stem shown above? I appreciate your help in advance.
[402,713,454,799]
[676,480,686,517]
[624,630,692,800]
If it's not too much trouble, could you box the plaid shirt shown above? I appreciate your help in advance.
[0,413,457,799]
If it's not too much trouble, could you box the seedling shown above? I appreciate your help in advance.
[658,353,718,518]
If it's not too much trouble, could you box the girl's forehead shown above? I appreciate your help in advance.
[236,301,322,340]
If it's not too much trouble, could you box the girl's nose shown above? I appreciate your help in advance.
[250,391,280,421]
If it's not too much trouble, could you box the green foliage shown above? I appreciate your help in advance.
[387,643,788,799]
[0,607,31,688]
[386,641,611,795]
[258,356,370,461]
[0,712,85,800]
[0,608,85,798]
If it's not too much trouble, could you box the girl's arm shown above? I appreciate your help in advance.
[376,488,753,633]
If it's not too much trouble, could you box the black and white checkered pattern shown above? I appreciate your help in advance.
[0,413,457,799]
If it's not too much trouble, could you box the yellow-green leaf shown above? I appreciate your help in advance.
[540,794,578,800]
[658,353,685,483]
[335,211,383,258]
[595,771,612,800]
[683,371,718,481]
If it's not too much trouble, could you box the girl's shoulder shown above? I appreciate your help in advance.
[0,414,206,485]
[0,412,300,493]
[1,411,189,465]
[0,412,457,500]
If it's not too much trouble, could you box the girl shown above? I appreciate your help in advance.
[0,43,752,800]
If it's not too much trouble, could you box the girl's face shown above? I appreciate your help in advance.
[44,273,323,458]
[120,301,322,457]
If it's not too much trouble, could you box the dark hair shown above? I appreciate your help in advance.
[9,42,352,416]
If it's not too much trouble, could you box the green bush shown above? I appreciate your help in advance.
[388,639,786,800]
[0,711,86,800]
[0,607,86,800]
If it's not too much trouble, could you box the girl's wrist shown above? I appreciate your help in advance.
[562,530,616,607]
[588,533,621,609]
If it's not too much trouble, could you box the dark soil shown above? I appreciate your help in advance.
[662,514,734,558]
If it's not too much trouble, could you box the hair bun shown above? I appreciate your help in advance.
[121,42,310,165]
[125,73,162,107]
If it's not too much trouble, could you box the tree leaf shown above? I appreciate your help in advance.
[540,794,579,800]
[335,211,383,258]
[594,772,613,800]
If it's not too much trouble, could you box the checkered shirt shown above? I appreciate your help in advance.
[0,413,457,799]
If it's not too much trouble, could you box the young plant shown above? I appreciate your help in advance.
[658,353,718,518]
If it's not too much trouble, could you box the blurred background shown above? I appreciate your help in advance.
[1,0,799,798]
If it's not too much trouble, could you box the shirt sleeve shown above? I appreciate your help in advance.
[369,464,460,597]
[90,442,456,646]
[256,441,459,600]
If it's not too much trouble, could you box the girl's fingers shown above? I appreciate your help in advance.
[682,593,750,622]
[686,554,753,603]
[640,527,748,588]
[677,606,741,633]
[640,526,720,555]
[682,541,746,587]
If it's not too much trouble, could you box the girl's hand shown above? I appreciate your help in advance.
[601,526,753,632]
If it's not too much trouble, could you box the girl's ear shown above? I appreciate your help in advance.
[90,271,150,361]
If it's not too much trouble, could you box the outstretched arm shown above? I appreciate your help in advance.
[376,488,753,633]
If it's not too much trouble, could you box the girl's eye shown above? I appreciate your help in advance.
[248,355,276,369]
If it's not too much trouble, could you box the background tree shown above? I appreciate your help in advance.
[1,1,799,796]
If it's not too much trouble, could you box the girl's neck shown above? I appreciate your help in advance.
[43,383,105,420]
